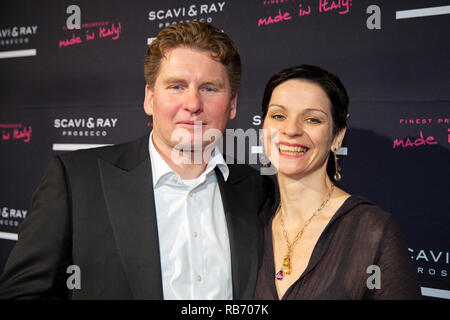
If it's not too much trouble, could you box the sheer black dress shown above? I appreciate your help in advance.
[254,195,422,300]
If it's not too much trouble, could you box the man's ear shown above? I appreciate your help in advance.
[143,84,154,116]
[332,126,347,152]
[229,93,238,120]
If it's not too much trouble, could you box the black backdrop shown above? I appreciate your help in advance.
[0,0,449,299]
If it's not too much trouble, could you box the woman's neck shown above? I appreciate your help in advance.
[276,171,334,228]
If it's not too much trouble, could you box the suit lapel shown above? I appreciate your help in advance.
[98,133,260,300]
[98,133,163,299]
[216,167,259,300]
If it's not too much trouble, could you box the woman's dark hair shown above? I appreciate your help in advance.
[261,64,349,180]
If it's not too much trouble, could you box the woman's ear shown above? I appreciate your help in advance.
[331,127,347,152]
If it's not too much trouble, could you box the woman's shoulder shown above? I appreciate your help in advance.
[341,194,393,221]
[336,194,399,238]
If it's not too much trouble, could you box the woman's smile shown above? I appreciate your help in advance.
[278,141,309,158]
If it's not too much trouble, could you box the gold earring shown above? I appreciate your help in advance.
[333,152,342,181]
[259,153,271,168]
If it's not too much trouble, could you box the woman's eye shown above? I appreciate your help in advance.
[306,118,321,124]
[271,114,285,120]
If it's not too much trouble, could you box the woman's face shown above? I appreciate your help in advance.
[262,79,345,179]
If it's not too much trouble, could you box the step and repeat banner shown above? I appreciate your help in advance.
[0,1,449,299]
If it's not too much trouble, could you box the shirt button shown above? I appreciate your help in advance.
[196,275,202,282]
[193,232,198,238]
[188,191,193,197]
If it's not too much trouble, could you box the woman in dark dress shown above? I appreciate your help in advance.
[255,65,421,300]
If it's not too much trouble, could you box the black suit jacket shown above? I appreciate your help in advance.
[0,132,274,299]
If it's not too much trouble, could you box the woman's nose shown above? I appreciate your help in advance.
[281,119,303,137]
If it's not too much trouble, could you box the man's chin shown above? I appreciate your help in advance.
[169,141,216,165]
[172,140,215,153]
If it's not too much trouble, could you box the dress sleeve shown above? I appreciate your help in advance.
[0,156,72,299]
[369,216,422,299]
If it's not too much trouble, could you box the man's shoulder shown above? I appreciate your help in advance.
[57,133,150,169]
[227,162,258,175]
[226,163,261,183]
[58,142,123,162]
[225,163,275,192]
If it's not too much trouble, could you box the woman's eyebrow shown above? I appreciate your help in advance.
[268,104,328,115]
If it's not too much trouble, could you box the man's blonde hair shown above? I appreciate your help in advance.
[144,22,241,96]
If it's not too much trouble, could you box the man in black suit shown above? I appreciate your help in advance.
[0,22,273,299]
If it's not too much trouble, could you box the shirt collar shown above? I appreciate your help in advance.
[148,131,229,187]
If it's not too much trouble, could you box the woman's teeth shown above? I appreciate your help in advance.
[279,144,308,155]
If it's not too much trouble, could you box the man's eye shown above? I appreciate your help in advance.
[202,87,216,92]
[169,85,183,90]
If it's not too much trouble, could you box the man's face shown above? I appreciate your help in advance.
[144,47,237,157]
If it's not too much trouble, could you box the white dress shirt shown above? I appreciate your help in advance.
[148,132,233,300]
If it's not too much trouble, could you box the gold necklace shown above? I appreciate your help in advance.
[275,184,335,281]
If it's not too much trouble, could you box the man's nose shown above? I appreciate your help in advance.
[183,88,202,113]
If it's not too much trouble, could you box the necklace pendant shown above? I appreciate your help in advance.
[283,266,291,275]
[275,270,284,280]
[282,257,291,275]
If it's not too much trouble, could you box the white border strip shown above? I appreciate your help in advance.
[53,143,112,151]
[396,5,450,19]
[251,146,263,154]
[0,232,18,241]
[421,287,450,299]
[0,49,37,59]
[336,147,347,156]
